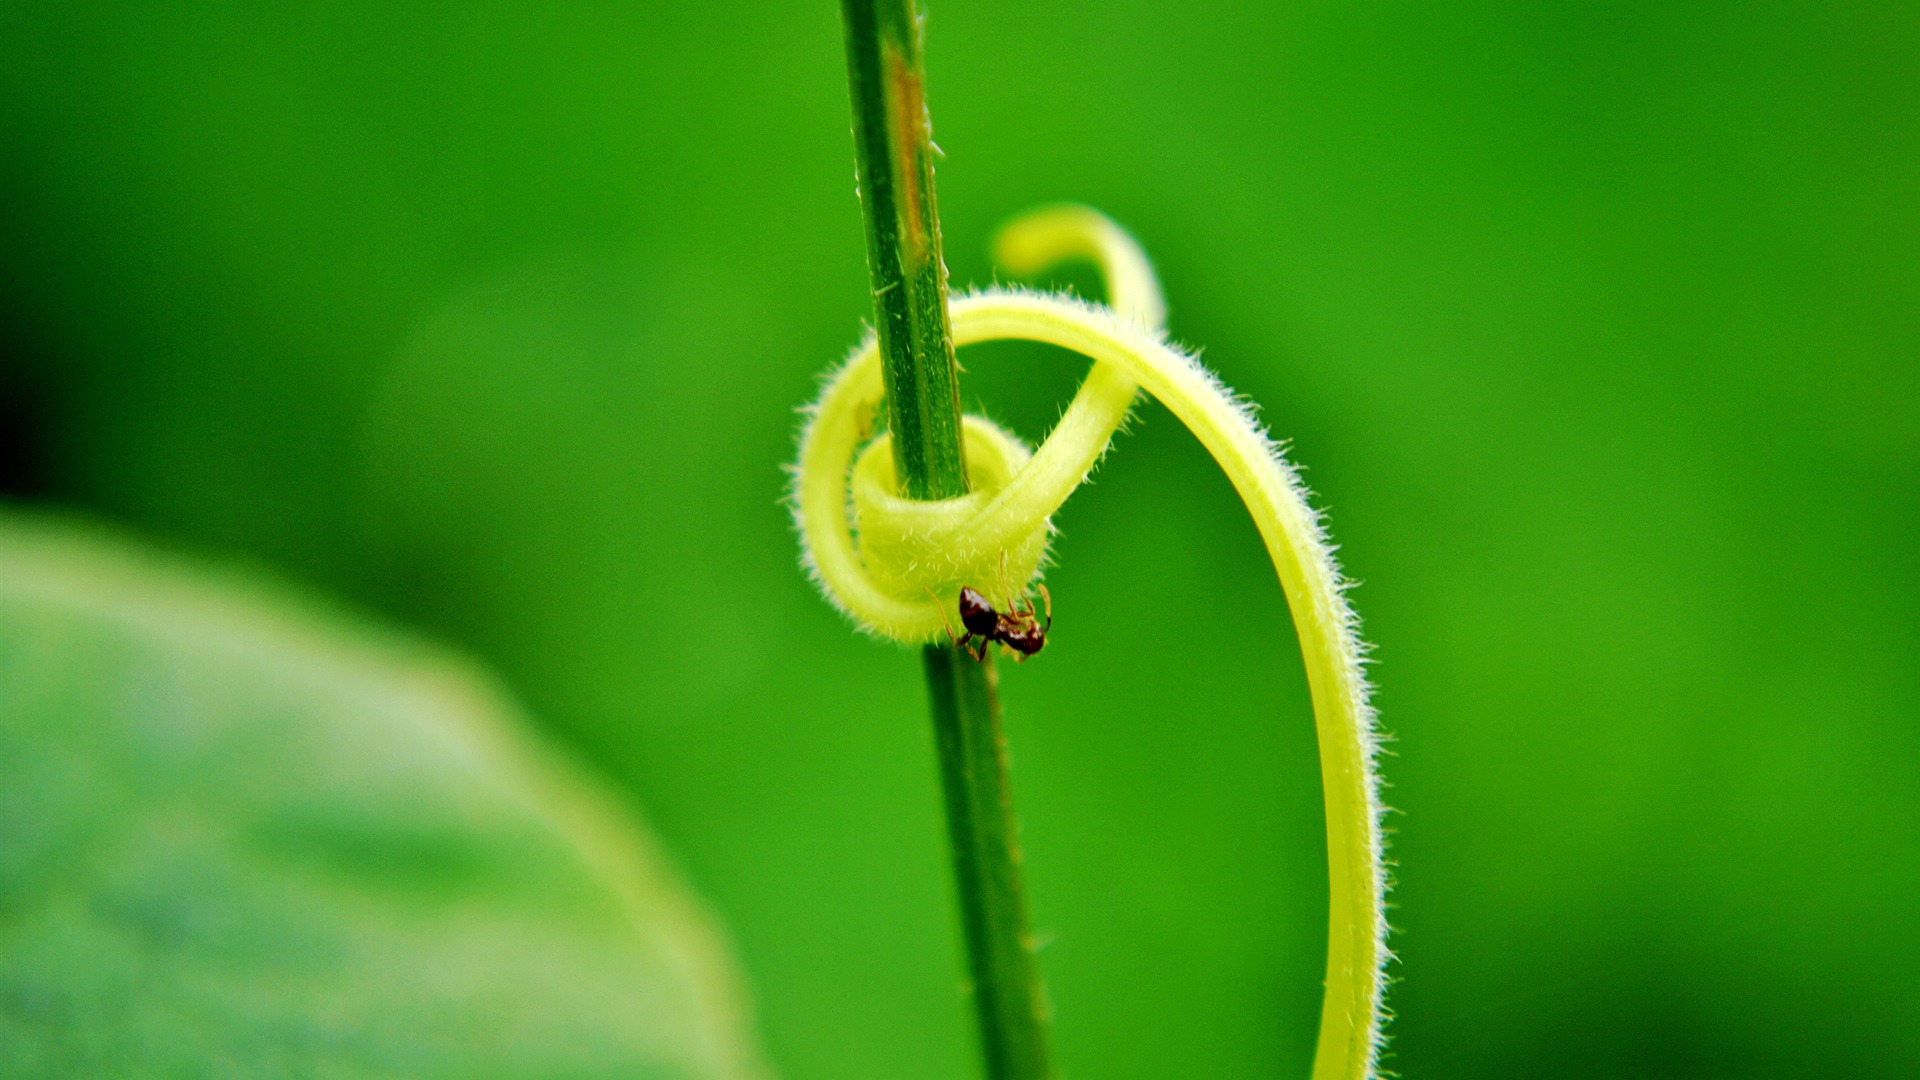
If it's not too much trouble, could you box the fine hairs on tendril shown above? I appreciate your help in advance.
[790,204,1392,1080]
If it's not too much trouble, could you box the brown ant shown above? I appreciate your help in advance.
[947,583,1052,662]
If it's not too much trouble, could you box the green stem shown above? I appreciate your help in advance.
[921,648,1051,1080]
[839,0,964,500]
[837,3,1054,1079]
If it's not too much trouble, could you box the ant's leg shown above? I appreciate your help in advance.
[1036,583,1053,631]
[997,549,1034,620]
[927,587,965,650]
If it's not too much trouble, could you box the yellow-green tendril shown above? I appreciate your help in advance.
[792,205,1390,1079]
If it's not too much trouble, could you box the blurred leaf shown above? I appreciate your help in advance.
[0,511,766,1080]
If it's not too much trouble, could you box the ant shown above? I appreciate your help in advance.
[947,583,1052,662]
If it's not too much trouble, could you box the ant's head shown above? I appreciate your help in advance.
[957,587,999,636]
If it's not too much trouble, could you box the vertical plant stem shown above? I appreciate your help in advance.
[837,3,1054,1079]
[921,648,1051,1080]
[839,0,964,500]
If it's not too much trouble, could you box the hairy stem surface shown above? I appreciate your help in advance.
[837,3,1054,1079]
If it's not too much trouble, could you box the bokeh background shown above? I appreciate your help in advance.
[4,2,1917,1076]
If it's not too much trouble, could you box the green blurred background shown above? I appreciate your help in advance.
[3,1,1916,1076]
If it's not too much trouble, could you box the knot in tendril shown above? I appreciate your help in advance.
[792,205,1162,643]
[848,414,1048,622]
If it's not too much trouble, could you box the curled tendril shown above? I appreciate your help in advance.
[790,204,1391,1080]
